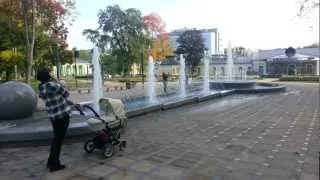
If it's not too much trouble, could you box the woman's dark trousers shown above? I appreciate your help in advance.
[47,115,70,167]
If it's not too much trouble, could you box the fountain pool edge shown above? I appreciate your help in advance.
[0,83,286,144]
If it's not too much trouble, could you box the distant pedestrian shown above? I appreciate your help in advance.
[162,72,168,93]
[37,68,73,172]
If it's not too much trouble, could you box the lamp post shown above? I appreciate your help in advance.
[12,48,18,80]
[74,50,79,88]
[52,42,60,80]
[141,50,144,87]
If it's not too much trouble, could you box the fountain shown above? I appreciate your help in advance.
[0,47,287,144]
[226,41,233,80]
[147,55,156,103]
[203,51,210,94]
[179,54,186,97]
[91,47,103,114]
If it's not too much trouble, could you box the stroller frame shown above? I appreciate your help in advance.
[75,98,127,158]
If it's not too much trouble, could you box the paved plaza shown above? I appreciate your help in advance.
[0,82,319,180]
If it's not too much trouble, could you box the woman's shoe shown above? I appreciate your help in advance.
[49,164,66,172]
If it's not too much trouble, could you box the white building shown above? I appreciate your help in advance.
[169,28,220,55]
[52,59,92,78]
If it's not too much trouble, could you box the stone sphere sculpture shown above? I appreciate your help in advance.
[0,81,37,120]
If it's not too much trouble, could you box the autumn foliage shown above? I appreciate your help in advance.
[143,12,173,61]
[0,0,75,82]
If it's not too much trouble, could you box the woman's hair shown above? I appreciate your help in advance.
[36,68,51,82]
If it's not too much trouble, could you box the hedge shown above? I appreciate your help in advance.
[279,76,320,82]
[260,74,282,78]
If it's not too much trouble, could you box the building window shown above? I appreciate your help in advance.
[306,64,313,74]
[239,67,243,79]
[212,67,216,75]
[79,65,83,76]
[66,65,71,76]
[259,65,264,75]
[221,67,225,76]
[239,67,243,73]
[287,64,296,75]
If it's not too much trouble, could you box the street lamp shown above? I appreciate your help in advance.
[52,42,60,79]
[141,49,144,87]
[11,48,18,80]
[74,49,79,88]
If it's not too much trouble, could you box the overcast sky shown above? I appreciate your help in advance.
[67,0,319,50]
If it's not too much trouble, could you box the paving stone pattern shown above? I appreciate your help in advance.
[0,82,319,180]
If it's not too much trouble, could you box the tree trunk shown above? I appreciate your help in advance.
[23,0,37,85]
[5,71,10,82]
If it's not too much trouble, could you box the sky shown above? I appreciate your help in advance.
[67,0,319,50]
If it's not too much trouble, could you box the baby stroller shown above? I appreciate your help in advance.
[76,98,127,158]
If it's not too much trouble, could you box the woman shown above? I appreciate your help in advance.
[37,68,73,172]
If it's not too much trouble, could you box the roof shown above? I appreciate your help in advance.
[169,28,218,36]
[254,47,320,60]
[159,59,179,65]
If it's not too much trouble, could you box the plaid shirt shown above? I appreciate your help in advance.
[39,81,73,120]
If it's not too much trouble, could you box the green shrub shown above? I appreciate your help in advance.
[75,75,93,79]
[112,77,145,83]
[279,76,320,82]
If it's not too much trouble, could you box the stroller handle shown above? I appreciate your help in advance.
[82,104,100,118]
[74,104,100,118]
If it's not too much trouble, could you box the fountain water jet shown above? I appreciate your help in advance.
[91,47,103,114]
[226,41,233,80]
[147,55,156,103]
[179,54,186,97]
[203,52,210,94]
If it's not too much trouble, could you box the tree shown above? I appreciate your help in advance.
[0,0,76,83]
[0,49,24,81]
[83,5,148,75]
[298,0,319,16]
[175,30,205,76]
[303,42,320,48]
[232,47,245,57]
[297,0,319,30]
[143,13,172,61]
[100,53,117,76]
[285,47,296,58]
[143,12,165,37]
[229,46,254,57]
[149,33,173,61]
[78,49,91,60]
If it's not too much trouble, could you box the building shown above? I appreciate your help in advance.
[157,55,253,80]
[157,58,180,77]
[169,28,220,55]
[197,55,253,79]
[157,47,320,79]
[52,59,92,79]
[253,47,320,76]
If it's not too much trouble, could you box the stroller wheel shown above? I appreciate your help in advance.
[84,140,95,153]
[103,143,114,158]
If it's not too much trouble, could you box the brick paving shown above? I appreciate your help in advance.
[1,82,319,180]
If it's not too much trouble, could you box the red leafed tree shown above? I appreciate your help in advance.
[143,12,166,36]
[143,12,172,60]
[6,0,75,83]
